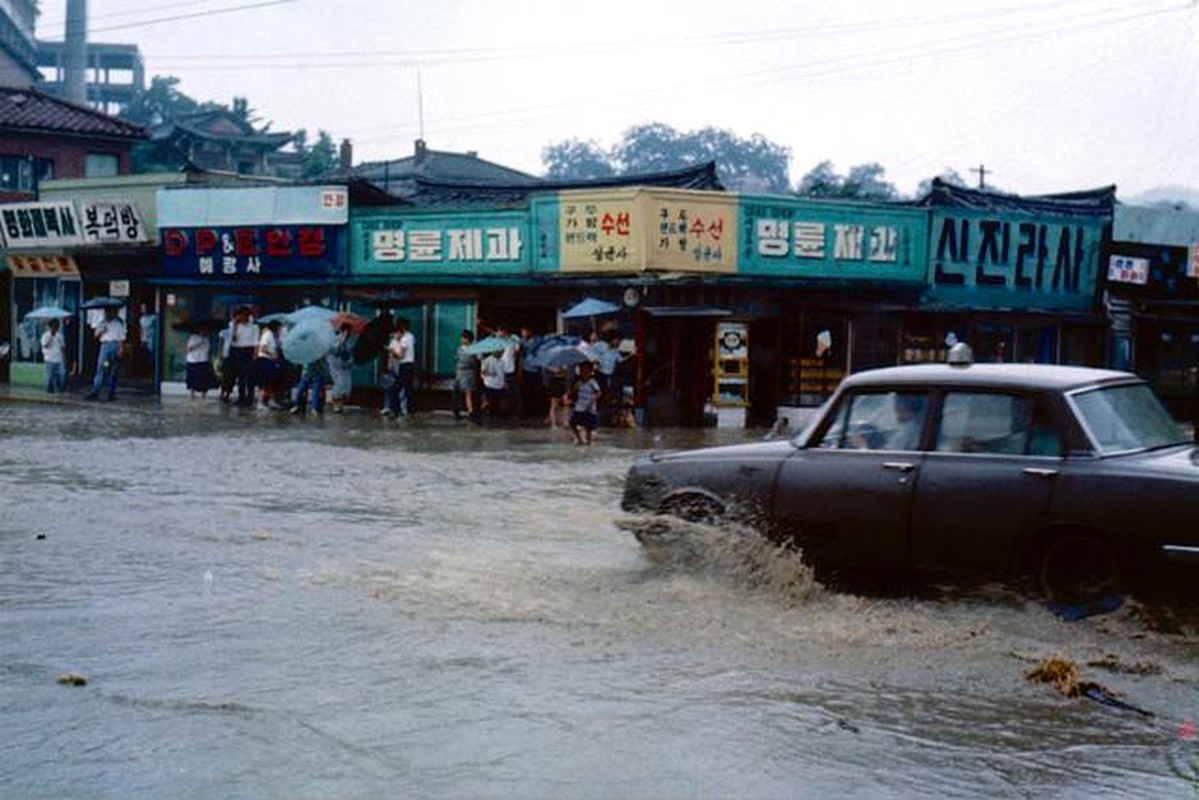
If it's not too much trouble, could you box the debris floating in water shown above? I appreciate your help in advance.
[58,673,87,687]
[1024,654,1155,717]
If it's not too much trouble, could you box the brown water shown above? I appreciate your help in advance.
[1,400,1197,798]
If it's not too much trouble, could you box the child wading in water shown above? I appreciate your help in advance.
[568,360,602,446]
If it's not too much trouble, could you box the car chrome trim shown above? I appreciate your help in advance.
[882,461,916,472]
[1162,544,1199,563]
[1021,467,1059,478]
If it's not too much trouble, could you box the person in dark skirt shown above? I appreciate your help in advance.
[184,331,218,400]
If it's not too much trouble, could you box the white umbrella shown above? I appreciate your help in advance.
[24,305,72,320]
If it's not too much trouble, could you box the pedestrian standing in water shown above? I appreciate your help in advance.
[452,329,479,422]
[228,307,259,406]
[327,323,355,413]
[255,319,284,410]
[568,360,602,446]
[40,318,67,394]
[291,355,329,416]
[382,317,416,417]
[85,306,126,401]
[185,330,217,400]
[480,349,506,422]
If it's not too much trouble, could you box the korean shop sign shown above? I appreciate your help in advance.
[738,197,926,282]
[537,188,736,273]
[351,210,531,276]
[926,209,1106,310]
[160,225,345,279]
[0,201,82,248]
[79,201,150,244]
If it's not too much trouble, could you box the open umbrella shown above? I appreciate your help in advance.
[79,296,126,310]
[24,305,73,320]
[524,333,580,370]
[465,335,512,356]
[562,297,620,319]
[352,313,392,364]
[281,316,337,365]
[331,311,368,334]
[539,344,595,370]
[285,305,337,325]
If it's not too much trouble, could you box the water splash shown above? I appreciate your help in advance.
[615,513,824,605]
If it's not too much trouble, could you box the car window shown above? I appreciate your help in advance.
[935,392,1062,456]
[818,390,928,451]
[1070,383,1187,454]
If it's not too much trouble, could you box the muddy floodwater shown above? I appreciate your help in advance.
[1,400,1198,798]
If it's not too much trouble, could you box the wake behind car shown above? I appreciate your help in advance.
[622,347,1199,600]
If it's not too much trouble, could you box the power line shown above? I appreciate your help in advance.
[68,0,298,36]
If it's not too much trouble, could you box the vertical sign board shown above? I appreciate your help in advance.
[351,210,532,277]
[925,207,1108,310]
[738,196,927,282]
[540,188,736,273]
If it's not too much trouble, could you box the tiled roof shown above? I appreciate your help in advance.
[0,86,145,140]
[915,177,1115,217]
[402,161,725,207]
[351,144,540,191]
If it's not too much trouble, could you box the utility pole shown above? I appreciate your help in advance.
[971,164,989,190]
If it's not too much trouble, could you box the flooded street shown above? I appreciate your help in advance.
[2,400,1198,799]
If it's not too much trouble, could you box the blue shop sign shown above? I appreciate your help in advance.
[352,211,531,277]
[161,225,346,279]
[737,197,927,282]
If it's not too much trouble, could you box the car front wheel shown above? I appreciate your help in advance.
[1037,533,1121,604]
[659,493,725,525]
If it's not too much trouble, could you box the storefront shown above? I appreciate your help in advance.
[1103,204,1199,423]
[155,184,351,391]
[913,180,1114,371]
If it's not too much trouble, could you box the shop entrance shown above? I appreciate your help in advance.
[640,308,726,427]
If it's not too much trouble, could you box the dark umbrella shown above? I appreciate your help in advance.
[79,296,126,309]
[352,313,392,364]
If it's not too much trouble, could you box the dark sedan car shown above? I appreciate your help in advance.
[622,348,1199,600]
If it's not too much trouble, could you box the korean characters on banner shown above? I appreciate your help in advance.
[1107,255,1150,286]
[80,202,149,245]
[739,200,923,282]
[353,212,529,276]
[653,195,736,273]
[0,201,83,248]
[161,225,342,279]
[560,195,639,271]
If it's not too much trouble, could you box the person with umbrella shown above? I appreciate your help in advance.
[40,318,67,394]
[327,322,356,414]
[85,305,127,401]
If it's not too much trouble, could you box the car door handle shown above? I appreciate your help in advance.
[882,461,917,473]
[1022,467,1060,478]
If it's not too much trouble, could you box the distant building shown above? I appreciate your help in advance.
[0,84,145,201]
[0,0,38,87]
[350,139,539,198]
[35,40,145,116]
[145,108,295,176]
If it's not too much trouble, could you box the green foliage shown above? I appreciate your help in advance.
[796,160,898,200]
[541,139,616,180]
[541,122,791,192]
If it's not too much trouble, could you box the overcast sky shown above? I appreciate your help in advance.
[33,0,1199,199]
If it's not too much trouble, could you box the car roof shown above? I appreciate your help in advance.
[841,362,1139,393]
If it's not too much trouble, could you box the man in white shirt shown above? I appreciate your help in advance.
[85,306,127,401]
[383,317,416,417]
[40,319,67,394]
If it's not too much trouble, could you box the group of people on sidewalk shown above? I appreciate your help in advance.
[37,306,127,401]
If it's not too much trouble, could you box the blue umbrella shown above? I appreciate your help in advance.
[465,335,513,356]
[281,316,337,365]
[285,305,337,325]
[525,333,580,369]
[24,305,73,320]
[540,345,595,369]
[562,297,620,319]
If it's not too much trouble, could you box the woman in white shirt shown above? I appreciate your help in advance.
[185,332,217,400]
[40,319,66,394]
[255,320,284,409]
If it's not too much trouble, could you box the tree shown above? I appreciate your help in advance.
[541,122,790,191]
[796,161,898,200]
[541,138,615,180]
[301,130,337,179]
[915,168,968,199]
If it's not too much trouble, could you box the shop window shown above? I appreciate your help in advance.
[1,155,53,191]
[782,314,847,407]
[12,278,82,366]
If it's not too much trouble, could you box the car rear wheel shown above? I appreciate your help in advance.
[659,493,724,525]
[1037,534,1121,604]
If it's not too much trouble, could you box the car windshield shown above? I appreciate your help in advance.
[1070,383,1189,454]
